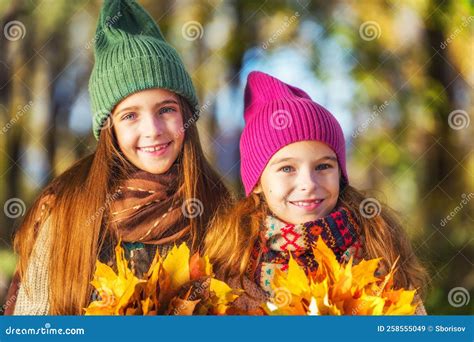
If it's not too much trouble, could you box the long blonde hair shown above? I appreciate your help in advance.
[14,97,230,314]
[204,184,429,297]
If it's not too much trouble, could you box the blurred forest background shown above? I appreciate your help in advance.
[0,0,472,314]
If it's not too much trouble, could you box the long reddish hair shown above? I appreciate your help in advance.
[204,184,429,297]
[14,97,230,315]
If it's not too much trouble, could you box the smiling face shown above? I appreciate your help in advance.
[111,88,185,174]
[254,140,341,224]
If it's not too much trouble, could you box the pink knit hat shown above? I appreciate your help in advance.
[240,71,348,196]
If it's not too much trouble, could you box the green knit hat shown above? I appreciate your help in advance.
[88,0,199,140]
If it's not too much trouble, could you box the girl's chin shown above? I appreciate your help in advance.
[287,216,320,225]
[136,160,172,174]
[282,211,329,224]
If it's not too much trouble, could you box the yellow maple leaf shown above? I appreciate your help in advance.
[384,289,417,315]
[273,255,309,297]
[162,243,190,291]
[85,243,144,315]
[85,242,239,315]
[312,237,341,283]
[209,278,240,315]
[264,237,419,316]
[351,258,382,288]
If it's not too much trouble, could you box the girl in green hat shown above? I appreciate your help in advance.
[7,0,230,315]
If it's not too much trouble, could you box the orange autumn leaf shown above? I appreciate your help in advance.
[311,237,341,283]
[264,237,419,316]
[85,242,239,315]
[351,258,382,288]
[189,253,212,280]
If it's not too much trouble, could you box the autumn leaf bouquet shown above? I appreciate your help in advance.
[264,238,420,315]
[84,243,239,315]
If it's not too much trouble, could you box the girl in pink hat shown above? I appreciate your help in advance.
[205,71,428,314]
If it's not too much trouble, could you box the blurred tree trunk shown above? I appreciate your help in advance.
[421,0,468,228]
[420,1,473,312]
[0,1,30,245]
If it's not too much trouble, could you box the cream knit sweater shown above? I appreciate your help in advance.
[13,217,52,315]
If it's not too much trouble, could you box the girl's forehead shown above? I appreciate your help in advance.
[114,88,179,111]
[272,140,337,159]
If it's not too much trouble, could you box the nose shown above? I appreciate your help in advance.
[141,113,164,138]
[297,168,318,192]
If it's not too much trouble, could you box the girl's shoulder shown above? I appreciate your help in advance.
[12,214,53,315]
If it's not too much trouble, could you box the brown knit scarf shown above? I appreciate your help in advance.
[107,162,190,245]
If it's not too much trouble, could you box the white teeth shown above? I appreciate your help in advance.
[139,143,169,152]
[292,200,323,206]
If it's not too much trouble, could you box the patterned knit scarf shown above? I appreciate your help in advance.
[249,206,364,294]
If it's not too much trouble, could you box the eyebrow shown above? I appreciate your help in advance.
[114,99,179,117]
[270,155,337,166]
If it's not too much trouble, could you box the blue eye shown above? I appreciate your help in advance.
[279,166,294,173]
[316,163,332,171]
[159,106,177,114]
[122,112,136,121]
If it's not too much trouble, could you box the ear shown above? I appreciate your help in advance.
[253,182,263,194]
